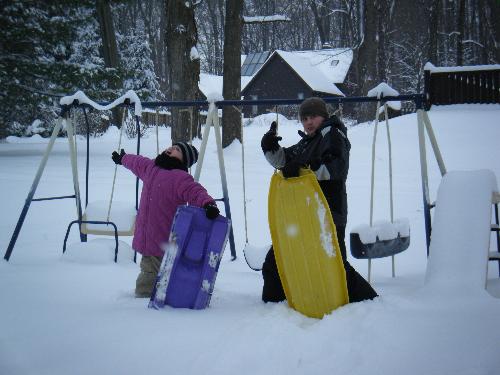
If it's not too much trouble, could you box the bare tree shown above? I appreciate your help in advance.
[483,0,499,63]
[456,0,466,65]
[96,0,121,71]
[222,0,244,147]
[428,0,440,64]
[310,0,333,46]
[355,0,378,95]
[221,1,293,147]
[165,0,201,142]
[96,0,123,125]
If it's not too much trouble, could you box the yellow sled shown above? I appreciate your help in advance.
[268,169,349,318]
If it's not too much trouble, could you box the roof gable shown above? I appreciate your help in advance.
[276,48,352,94]
[242,48,352,97]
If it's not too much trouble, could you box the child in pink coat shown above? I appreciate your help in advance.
[112,142,219,297]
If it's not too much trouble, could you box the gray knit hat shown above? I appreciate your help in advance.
[299,97,329,120]
[173,142,199,168]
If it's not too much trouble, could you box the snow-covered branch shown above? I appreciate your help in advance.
[461,39,484,48]
[243,15,291,24]
[325,9,349,17]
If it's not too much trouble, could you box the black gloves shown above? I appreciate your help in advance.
[112,149,126,165]
[204,203,220,220]
[261,121,282,153]
[308,159,321,171]
[281,160,302,178]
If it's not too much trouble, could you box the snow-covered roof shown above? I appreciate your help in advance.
[198,73,253,100]
[254,48,353,96]
[241,51,271,76]
[424,62,500,73]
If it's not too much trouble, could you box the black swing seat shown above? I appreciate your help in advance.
[350,218,410,259]
[350,232,410,259]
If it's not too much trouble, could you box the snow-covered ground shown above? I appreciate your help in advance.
[1,104,500,375]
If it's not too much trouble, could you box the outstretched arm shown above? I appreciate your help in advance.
[121,154,155,181]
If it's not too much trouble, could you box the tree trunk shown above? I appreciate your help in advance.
[376,0,389,83]
[355,0,378,121]
[489,0,500,63]
[96,0,123,125]
[165,0,201,143]
[96,0,121,69]
[310,0,333,47]
[159,1,169,95]
[456,0,466,65]
[222,0,243,148]
[310,1,327,46]
[206,0,223,74]
[428,0,440,64]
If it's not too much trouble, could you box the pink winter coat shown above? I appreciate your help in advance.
[122,154,215,257]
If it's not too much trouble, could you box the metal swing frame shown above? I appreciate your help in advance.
[4,92,446,267]
[350,101,411,282]
[62,105,142,262]
[3,95,239,262]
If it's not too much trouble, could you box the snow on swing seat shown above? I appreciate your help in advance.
[350,218,410,259]
[81,200,136,236]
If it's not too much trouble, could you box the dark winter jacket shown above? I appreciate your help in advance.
[263,115,350,226]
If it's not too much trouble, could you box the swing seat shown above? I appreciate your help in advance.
[350,219,410,259]
[81,200,136,236]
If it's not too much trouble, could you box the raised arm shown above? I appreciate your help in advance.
[261,121,286,169]
[121,153,156,181]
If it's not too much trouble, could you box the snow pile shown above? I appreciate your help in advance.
[425,169,498,294]
[205,92,224,103]
[6,134,50,144]
[368,82,401,111]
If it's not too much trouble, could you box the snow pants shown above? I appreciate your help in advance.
[135,255,163,298]
[262,225,378,303]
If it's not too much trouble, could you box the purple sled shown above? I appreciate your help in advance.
[149,205,230,310]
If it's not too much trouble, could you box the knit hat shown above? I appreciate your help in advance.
[299,97,329,120]
[173,142,199,168]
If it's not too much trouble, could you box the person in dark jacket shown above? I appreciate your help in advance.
[260,97,378,303]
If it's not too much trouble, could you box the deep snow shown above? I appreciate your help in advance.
[1,104,500,375]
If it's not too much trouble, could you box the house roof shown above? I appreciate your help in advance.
[241,51,271,76]
[198,73,252,99]
[244,48,353,97]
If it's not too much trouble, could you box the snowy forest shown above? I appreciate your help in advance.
[1,0,499,139]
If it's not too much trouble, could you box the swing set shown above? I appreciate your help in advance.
[63,105,140,262]
[350,86,411,281]
[7,88,492,283]
[4,90,237,262]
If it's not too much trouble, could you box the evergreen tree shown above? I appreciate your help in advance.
[0,0,118,138]
[119,18,163,102]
